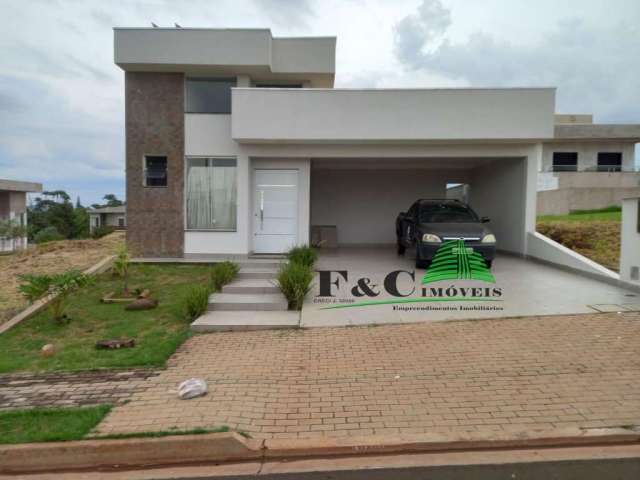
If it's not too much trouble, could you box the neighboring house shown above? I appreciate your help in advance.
[87,205,126,233]
[0,179,43,252]
[537,114,640,215]
[113,27,640,259]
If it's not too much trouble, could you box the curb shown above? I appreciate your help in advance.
[1,427,639,474]
[0,255,115,335]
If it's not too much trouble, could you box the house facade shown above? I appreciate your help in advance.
[114,27,640,261]
[538,114,640,215]
[87,205,126,233]
[0,179,42,252]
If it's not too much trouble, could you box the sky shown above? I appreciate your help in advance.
[1,0,639,205]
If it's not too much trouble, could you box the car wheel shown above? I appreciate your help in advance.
[485,259,493,269]
[415,247,430,269]
[397,240,406,255]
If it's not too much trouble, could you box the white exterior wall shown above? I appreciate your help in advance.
[620,197,640,285]
[541,142,636,171]
[232,88,555,142]
[311,168,471,245]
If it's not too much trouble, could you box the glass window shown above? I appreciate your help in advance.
[552,152,578,172]
[144,156,167,187]
[186,158,237,230]
[597,152,622,172]
[419,203,479,223]
[186,78,235,113]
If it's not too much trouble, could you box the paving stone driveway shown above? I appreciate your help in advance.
[0,369,159,411]
[96,313,640,439]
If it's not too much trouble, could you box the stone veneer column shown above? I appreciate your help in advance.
[125,72,184,257]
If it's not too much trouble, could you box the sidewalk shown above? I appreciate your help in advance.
[95,312,640,439]
[0,369,159,411]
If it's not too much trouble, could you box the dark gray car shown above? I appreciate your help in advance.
[396,199,496,268]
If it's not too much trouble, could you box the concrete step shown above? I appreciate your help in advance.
[237,267,279,280]
[222,279,280,294]
[208,292,288,311]
[191,310,299,332]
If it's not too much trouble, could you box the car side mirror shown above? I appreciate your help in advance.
[481,217,490,223]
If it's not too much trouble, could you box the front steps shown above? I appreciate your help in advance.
[191,260,300,332]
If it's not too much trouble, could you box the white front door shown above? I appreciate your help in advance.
[253,169,298,253]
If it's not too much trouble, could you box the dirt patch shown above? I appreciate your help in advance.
[0,232,124,324]
[536,220,620,271]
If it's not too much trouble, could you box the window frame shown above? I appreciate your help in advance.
[184,156,238,232]
[552,152,578,172]
[143,155,168,188]
[185,77,236,114]
[597,152,622,172]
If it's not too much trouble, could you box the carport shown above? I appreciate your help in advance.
[310,156,529,255]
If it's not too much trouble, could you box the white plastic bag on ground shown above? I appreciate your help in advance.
[178,378,208,399]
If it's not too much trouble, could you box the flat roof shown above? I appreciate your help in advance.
[88,205,126,214]
[0,179,43,193]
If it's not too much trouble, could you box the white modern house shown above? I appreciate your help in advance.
[87,205,126,233]
[114,27,640,280]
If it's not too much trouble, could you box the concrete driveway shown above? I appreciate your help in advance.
[301,247,639,328]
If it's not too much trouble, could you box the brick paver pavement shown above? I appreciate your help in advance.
[95,313,640,439]
[0,369,159,411]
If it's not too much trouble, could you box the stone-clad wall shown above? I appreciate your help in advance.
[125,72,184,257]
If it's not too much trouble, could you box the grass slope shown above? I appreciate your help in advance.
[0,264,210,373]
[537,207,621,271]
[0,405,111,444]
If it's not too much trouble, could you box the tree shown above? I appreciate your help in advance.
[103,194,124,207]
[28,191,76,240]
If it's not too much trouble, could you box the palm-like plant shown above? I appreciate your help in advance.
[19,270,93,323]
[112,245,131,295]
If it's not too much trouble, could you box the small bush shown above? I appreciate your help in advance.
[34,226,64,244]
[91,225,115,239]
[276,262,313,310]
[287,245,318,267]
[210,261,239,291]
[18,270,94,323]
[112,245,131,294]
[180,284,210,321]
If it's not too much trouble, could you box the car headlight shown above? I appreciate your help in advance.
[422,233,441,243]
[481,234,496,244]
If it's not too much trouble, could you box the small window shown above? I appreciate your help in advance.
[597,152,622,172]
[144,156,168,187]
[186,78,235,114]
[552,152,578,172]
[118,217,125,227]
[186,157,237,231]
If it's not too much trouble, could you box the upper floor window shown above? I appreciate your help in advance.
[552,152,578,172]
[144,155,167,187]
[186,78,235,114]
[597,152,622,172]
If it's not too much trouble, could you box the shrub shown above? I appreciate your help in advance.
[91,225,114,239]
[210,261,239,291]
[18,270,94,323]
[180,284,210,321]
[34,226,64,244]
[112,245,131,294]
[287,245,318,267]
[276,262,313,311]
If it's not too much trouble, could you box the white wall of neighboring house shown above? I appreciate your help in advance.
[620,197,640,286]
[541,142,636,172]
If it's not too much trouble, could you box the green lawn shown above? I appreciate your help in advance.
[0,264,211,373]
[537,207,622,223]
[0,405,111,444]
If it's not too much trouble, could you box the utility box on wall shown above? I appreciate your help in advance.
[620,197,640,285]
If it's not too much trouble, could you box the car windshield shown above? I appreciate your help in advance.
[419,203,479,223]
